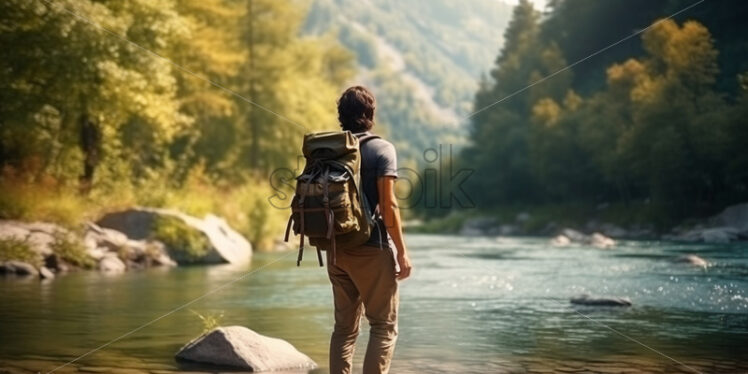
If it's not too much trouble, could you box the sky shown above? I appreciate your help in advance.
[502,0,549,10]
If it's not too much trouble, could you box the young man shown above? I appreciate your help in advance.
[327,86,412,374]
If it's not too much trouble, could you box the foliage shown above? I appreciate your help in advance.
[0,0,353,249]
[455,0,748,227]
[303,0,515,163]
[0,238,42,267]
[50,231,95,269]
[151,215,210,263]
[190,309,224,333]
[409,211,471,234]
[0,166,102,228]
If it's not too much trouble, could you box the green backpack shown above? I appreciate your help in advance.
[284,131,380,266]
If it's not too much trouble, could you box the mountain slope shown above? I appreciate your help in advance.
[302,0,514,162]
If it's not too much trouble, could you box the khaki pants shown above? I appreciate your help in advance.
[327,245,399,374]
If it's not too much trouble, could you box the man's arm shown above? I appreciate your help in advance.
[377,176,412,280]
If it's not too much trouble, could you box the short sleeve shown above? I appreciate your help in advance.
[376,141,398,178]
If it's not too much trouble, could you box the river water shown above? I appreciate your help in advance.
[1,234,747,373]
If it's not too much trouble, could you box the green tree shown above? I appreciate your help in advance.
[463,0,572,205]
[0,0,189,191]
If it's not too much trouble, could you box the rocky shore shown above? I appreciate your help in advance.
[0,208,252,280]
[457,202,748,245]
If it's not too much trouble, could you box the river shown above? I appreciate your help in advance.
[1,234,747,373]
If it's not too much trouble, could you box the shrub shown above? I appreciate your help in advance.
[0,237,42,266]
[50,231,96,269]
[190,309,224,333]
[151,215,210,262]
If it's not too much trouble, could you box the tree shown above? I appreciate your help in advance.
[0,0,189,191]
[463,0,572,205]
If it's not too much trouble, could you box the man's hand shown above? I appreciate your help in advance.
[396,253,412,280]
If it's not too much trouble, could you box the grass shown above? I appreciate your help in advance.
[190,309,224,333]
[0,238,42,267]
[0,164,292,252]
[152,215,210,262]
[50,231,96,269]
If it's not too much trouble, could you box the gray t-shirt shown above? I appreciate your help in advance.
[355,132,398,248]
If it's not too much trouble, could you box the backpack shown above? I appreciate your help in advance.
[284,130,380,266]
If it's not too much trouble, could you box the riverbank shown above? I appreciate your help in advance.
[0,208,252,280]
[410,202,748,244]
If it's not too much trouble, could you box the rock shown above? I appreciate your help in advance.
[668,226,739,243]
[497,224,519,236]
[87,247,108,261]
[700,227,738,243]
[0,220,72,258]
[97,208,251,264]
[201,214,252,264]
[0,262,13,274]
[590,232,616,249]
[175,326,316,372]
[570,294,632,307]
[39,266,55,279]
[459,217,496,236]
[152,251,178,267]
[560,228,587,243]
[711,202,748,231]
[84,222,129,252]
[551,235,571,247]
[99,254,126,273]
[0,223,30,240]
[0,261,39,277]
[25,231,55,256]
[674,255,708,268]
[145,241,177,267]
[555,229,616,248]
[44,254,67,273]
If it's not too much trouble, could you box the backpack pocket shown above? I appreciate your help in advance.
[328,183,359,234]
[292,175,359,237]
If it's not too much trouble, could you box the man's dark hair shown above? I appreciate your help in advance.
[337,86,375,133]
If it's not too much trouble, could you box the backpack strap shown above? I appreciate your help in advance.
[356,132,381,146]
[320,166,330,267]
[295,167,319,266]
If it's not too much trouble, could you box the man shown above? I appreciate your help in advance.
[327,86,413,374]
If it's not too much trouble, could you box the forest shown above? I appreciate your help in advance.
[0,0,355,249]
[453,0,748,229]
[2,0,747,248]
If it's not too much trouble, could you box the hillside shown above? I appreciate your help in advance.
[302,0,515,163]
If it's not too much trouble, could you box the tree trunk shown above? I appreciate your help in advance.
[79,114,100,193]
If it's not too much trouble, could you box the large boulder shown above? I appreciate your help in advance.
[97,208,251,264]
[175,326,316,372]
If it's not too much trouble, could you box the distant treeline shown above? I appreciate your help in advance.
[453,0,748,224]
